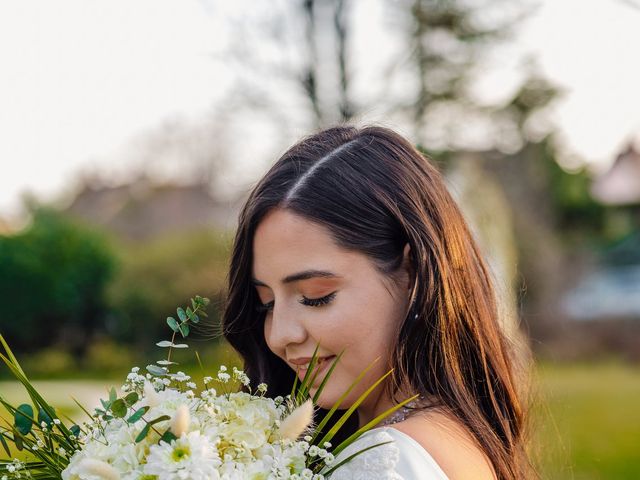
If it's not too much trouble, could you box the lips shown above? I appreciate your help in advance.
[288,355,336,374]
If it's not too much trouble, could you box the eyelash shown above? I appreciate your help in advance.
[256,292,337,313]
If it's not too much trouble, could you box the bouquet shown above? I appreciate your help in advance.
[0,296,415,479]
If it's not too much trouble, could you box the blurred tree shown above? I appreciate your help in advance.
[107,229,231,350]
[0,208,116,357]
[394,0,526,148]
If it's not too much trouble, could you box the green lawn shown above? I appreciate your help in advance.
[2,361,639,478]
[533,362,640,479]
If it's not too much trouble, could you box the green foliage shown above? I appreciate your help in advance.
[0,208,116,354]
[107,230,231,350]
[541,139,607,238]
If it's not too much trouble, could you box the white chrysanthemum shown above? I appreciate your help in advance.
[144,431,222,480]
[200,392,280,455]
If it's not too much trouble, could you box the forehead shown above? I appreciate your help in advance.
[252,209,354,279]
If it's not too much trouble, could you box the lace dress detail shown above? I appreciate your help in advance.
[327,428,449,480]
[327,430,402,480]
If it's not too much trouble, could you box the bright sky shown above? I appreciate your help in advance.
[1,0,639,221]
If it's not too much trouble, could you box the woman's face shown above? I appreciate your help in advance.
[252,208,410,409]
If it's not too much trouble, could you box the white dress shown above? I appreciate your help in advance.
[328,427,449,479]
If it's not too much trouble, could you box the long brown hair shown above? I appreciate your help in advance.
[223,125,532,479]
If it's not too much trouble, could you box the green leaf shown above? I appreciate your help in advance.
[178,323,189,338]
[127,407,149,424]
[135,424,151,443]
[186,307,194,318]
[13,431,23,451]
[160,430,177,444]
[333,393,420,457]
[70,424,81,437]
[111,399,127,418]
[147,365,167,376]
[190,314,200,324]
[317,368,393,448]
[166,317,179,332]
[124,392,139,406]
[0,430,11,457]
[109,387,117,404]
[312,351,344,404]
[296,344,320,404]
[156,360,177,366]
[14,404,34,435]
[37,407,53,429]
[148,415,171,426]
[177,307,187,322]
[312,358,381,444]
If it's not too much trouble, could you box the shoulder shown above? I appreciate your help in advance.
[390,409,497,480]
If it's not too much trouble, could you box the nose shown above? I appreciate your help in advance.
[264,301,308,352]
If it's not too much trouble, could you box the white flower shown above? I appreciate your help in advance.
[144,431,222,480]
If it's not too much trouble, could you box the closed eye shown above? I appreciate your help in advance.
[299,291,337,307]
[255,292,337,313]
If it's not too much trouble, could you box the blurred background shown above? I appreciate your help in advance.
[1,0,639,477]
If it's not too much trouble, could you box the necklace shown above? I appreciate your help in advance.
[378,396,425,427]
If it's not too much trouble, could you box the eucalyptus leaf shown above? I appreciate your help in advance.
[111,399,127,418]
[135,424,151,443]
[37,407,53,428]
[191,314,200,324]
[124,392,139,406]
[148,415,171,426]
[147,365,167,376]
[160,430,177,444]
[127,407,149,424]
[176,307,187,322]
[166,317,179,332]
[172,344,189,349]
[156,341,174,348]
[14,404,33,435]
[178,323,190,338]
[156,360,177,366]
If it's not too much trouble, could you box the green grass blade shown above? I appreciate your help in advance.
[295,344,320,404]
[0,334,26,378]
[0,351,75,445]
[316,369,393,448]
[332,393,420,457]
[312,350,344,404]
[311,357,381,443]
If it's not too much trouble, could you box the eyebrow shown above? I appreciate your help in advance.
[252,269,341,287]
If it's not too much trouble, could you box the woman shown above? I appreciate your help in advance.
[222,125,532,479]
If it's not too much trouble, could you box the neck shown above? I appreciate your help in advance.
[356,382,418,428]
